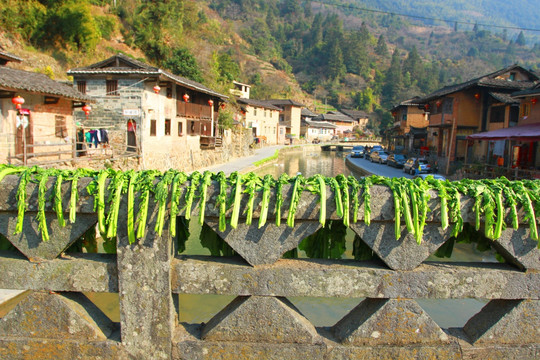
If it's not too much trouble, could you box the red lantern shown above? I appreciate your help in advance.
[208,99,214,107]
[183,94,190,102]
[474,93,480,100]
[11,95,24,110]
[82,104,91,119]
[153,85,161,94]
[220,103,226,109]
[436,100,442,107]
[532,98,538,105]
[424,104,430,111]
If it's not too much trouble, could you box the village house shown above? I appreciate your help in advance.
[312,111,357,135]
[0,49,92,166]
[388,97,429,153]
[230,81,250,99]
[416,64,538,173]
[67,54,230,171]
[340,109,369,131]
[263,99,304,142]
[466,84,540,173]
[236,98,282,145]
[300,118,337,142]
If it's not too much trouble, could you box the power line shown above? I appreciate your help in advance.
[315,1,540,33]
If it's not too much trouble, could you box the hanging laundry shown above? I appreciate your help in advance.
[85,131,92,148]
[99,128,109,144]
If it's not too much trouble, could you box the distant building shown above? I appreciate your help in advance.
[340,109,369,130]
[0,49,91,165]
[68,53,229,170]
[236,98,282,144]
[230,81,251,99]
[312,111,356,134]
[389,97,429,152]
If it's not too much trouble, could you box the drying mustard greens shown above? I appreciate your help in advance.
[1,166,540,251]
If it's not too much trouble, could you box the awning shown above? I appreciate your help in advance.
[467,123,540,141]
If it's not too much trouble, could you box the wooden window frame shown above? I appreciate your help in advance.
[55,115,67,138]
[178,122,183,136]
[150,120,157,136]
[106,80,118,96]
[77,81,87,94]
[164,119,171,136]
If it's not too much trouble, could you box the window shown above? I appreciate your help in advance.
[106,80,118,96]
[509,72,516,81]
[490,106,505,123]
[520,103,531,118]
[164,119,171,135]
[150,120,157,136]
[55,116,67,138]
[166,87,172,99]
[77,81,86,94]
[178,122,183,136]
[254,108,257,116]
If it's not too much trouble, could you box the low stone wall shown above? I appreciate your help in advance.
[0,176,538,359]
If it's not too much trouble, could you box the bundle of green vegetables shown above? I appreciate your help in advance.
[0,164,538,248]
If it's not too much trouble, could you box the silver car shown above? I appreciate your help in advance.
[370,150,389,164]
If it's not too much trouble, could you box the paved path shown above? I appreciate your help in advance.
[198,144,286,175]
[346,155,413,179]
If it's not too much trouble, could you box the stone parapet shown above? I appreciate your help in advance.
[0,173,539,359]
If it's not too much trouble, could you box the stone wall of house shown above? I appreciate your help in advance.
[0,176,538,359]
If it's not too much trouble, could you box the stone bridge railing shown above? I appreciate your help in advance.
[0,174,539,359]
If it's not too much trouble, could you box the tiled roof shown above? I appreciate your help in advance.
[262,99,305,107]
[489,92,519,104]
[340,109,369,119]
[302,119,337,129]
[236,98,282,111]
[313,112,355,123]
[418,65,538,102]
[68,53,227,99]
[512,83,540,97]
[0,49,22,64]
[0,66,92,102]
[301,108,318,117]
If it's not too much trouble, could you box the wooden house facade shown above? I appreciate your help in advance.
[68,54,228,170]
[389,98,429,153]
[417,65,538,173]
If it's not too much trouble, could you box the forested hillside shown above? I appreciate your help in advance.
[1,0,539,134]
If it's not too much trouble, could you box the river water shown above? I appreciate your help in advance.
[1,148,493,329]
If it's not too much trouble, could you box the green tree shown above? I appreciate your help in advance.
[375,34,388,56]
[163,48,203,83]
[402,46,421,80]
[516,31,526,46]
[382,49,403,108]
[36,0,100,51]
[327,42,346,81]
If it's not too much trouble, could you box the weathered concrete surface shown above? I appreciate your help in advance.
[0,252,117,292]
[201,296,321,344]
[174,341,327,360]
[0,213,97,261]
[350,223,453,270]
[206,220,321,266]
[0,291,115,340]
[172,258,540,300]
[116,201,174,360]
[324,345,462,360]
[493,227,540,271]
[333,298,449,346]
[463,299,540,345]
[0,339,125,360]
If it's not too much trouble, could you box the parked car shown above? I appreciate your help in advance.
[403,158,431,175]
[370,150,389,164]
[350,146,365,158]
[413,174,446,181]
[365,145,383,160]
[386,153,407,168]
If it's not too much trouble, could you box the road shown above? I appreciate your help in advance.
[346,155,413,179]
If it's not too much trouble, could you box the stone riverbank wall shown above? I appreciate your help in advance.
[0,175,539,359]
